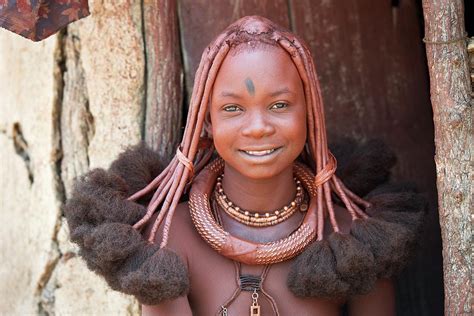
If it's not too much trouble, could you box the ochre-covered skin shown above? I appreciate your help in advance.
[143,200,356,315]
[64,16,427,316]
[141,17,397,315]
[130,15,368,249]
[189,158,318,265]
[64,138,425,314]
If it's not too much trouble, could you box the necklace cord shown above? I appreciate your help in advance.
[212,199,280,316]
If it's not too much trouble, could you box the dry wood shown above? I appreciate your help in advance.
[143,0,183,162]
[177,0,289,98]
[422,0,473,314]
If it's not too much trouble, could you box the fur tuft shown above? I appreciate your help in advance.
[69,223,94,247]
[121,248,190,305]
[367,192,428,214]
[72,224,144,279]
[350,218,413,278]
[366,191,427,237]
[331,138,397,197]
[65,169,146,226]
[109,143,164,201]
[64,144,190,305]
[328,233,377,295]
[287,240,350,299]
[373,211,424,235]
[82,223,145,269]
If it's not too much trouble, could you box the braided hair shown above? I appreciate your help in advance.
[130,15,370,248]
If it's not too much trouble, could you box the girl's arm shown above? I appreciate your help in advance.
[142,296,193,316]
[347,278,396,316]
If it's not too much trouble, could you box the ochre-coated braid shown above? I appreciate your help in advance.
[277,37,328,240]
[157,43,233,246]
[127,16,371,251]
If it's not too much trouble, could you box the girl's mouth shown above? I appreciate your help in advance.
[244,148,276,156]
[239,147,282,157]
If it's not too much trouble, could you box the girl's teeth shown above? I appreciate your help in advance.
[245,149,275,156]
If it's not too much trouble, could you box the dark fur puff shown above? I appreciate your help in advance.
[288,139,426,298]
[350,217,414,278]
[121,248,190,305]
[65,140,425,302]
[63,144,190,305]
[366,191,427,236]
[109,142,164,203]
[82,223,145,272]
[288,192,426,298]
[327,233,377,295]
[287,240,350,299]
[330,138,397,197]
[67,169,146,226]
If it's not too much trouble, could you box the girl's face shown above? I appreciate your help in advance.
[209,46,307,180]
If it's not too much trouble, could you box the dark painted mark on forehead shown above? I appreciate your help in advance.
[245,78,255,96]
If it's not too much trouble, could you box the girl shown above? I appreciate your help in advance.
[65,16,425,315]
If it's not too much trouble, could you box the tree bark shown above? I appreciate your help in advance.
[143,0,183,162]
[422,1,472,314]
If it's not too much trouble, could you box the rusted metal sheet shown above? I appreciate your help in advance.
[178,0,290,97]
[143,0,183,162]
[290,1,442,314]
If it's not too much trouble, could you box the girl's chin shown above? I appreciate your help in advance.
[223,160,295,181]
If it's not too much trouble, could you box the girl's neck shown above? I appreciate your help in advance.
[221,163,296,214]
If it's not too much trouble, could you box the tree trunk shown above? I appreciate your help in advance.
[422,1,473,314]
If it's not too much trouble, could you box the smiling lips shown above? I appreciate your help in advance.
[240,147,282,156]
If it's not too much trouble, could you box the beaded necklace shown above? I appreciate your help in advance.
[214,175,308,227]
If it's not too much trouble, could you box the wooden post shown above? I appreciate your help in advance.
[143,0,183,162]
[422,0,472,314]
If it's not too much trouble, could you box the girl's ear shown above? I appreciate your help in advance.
[204,110,213,138]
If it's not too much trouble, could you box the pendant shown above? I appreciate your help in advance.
[221,306,228,316]
[250,289,261,316]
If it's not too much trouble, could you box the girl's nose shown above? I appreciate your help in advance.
[241,110,276,138]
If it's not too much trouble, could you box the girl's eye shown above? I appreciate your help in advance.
[271,102,288,110]
[223,105,241,112]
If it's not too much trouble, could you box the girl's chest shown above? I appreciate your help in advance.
[185,238,343,316]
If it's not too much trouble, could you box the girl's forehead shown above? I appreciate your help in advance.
[214,46,302,89]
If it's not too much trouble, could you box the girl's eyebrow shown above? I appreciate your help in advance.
[269,87,293,97]
[219,87,293,99]
[219,91,242,99]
